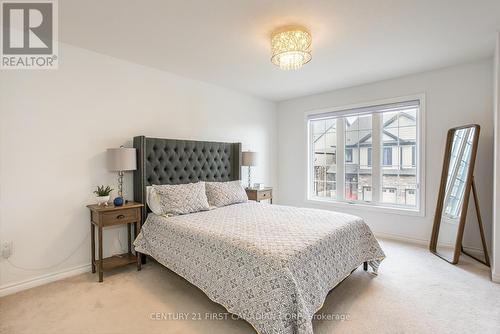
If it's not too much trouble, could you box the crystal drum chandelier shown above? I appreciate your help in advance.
[271,27,312,70]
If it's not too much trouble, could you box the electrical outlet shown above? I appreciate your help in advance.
[1,241,13,259]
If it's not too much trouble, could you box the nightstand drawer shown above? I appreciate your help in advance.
[101,208,139,226]
[257,190,272,200]
[245,187,273,203]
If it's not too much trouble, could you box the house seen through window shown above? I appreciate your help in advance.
[309,99,421,211]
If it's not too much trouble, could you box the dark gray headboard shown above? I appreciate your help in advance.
[133,136,242,222]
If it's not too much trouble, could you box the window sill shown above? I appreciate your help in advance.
[305,197,425,217]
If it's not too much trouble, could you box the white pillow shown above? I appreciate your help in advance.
[151,182,210,216]
[205,181,248,207]
[146,186,164,215]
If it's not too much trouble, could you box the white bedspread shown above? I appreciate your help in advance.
[134,202,385,334]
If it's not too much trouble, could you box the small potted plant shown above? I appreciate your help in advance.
[94,185,113,206]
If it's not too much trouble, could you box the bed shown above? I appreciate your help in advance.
[132,136,385,334]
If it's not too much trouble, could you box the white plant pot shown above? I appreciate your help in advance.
[96,195,110,206]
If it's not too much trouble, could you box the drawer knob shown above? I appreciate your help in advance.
[116,214,125,219]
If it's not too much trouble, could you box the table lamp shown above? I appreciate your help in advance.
[107,146,137,206]
[242,151,257,189]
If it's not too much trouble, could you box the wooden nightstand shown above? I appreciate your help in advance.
[86,202,143,282]
[246,187,273,204]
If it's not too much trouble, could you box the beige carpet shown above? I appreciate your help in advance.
[1,239,499,334]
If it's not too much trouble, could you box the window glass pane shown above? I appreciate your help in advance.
[398,175,417,206]
[383,111,399,128]
[311,119,337,199]
[325,118,335,131]
[381,110,418,208]
[311,119,326,135]
[359,130,371,169]
[325,181,336,198]
[358,114,372,130]
[404,108,417,120]
[345,115,372,202]
[345,116,358,132]
[345,181,358,201]
[400,145,416,168]
[400,109,417,127]
[405,188,417,206]
[362,186,373,201]
[313,134,325,169]
[314,180,325,196]
[399,125,416,142]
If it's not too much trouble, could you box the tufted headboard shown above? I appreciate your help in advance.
[133,136,242,222]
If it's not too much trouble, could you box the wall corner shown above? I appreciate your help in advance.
[492,32,500,281]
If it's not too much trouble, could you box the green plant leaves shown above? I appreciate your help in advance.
[93,185,113,196]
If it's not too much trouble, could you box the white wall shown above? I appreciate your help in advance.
[277,59,494,253]
[0,43,277,294]
[493,33,500,283]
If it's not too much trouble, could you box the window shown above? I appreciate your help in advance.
[383,147,392,166]
[400,145,416,168]
[411,145,416,167]
[345,148,353,163]
[308,98,422,212]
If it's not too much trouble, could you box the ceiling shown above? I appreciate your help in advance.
[60,0,500,101]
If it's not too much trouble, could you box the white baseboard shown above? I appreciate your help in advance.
[374,231,429,246]
[374,231,485,256]
[375,231,489,263]
[0,263,91,297]
[492,272,500,283]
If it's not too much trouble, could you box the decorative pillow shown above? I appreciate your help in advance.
[205,181,248,207]
[152,182,210,216]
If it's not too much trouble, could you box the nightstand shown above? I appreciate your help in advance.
[246,187,273,204]
[86,202,143,282]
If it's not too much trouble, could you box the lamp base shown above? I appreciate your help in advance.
[113,197,124,207]
[247,166,252,189]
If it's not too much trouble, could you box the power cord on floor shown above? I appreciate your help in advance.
[6,232,90,271]
[117,230,125,251]
[6,226,130,272]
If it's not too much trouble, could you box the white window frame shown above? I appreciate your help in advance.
[305,94,426,217]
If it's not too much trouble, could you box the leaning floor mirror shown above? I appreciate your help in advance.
[429,124,490,266]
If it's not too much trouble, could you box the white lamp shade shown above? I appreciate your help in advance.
[242,151,258,167]
[107,148,137,171]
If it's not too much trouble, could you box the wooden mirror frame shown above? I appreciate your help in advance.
[429,124,486,265]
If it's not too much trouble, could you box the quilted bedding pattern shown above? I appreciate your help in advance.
[134,202,385,334]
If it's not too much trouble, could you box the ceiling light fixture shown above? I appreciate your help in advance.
[271,27,312,71]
